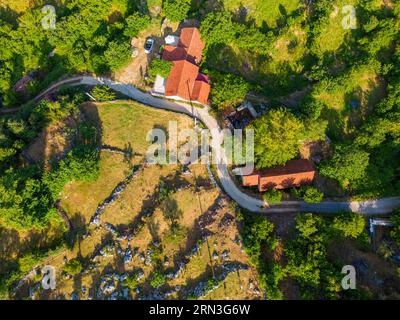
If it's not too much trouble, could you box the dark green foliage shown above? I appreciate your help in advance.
[0,89,99,230]
[263,189,283,204]
[104,40,132,71]
[149,269,166,288]
[209,71,250,110]
[299,186,324,203]
[332,212,366,239]
[285,213,341,299]
[252,108,304,169]
[300,99,324,121]
[123,12,151,37]
[148,59,173,80]
[0,165,58,230]
[239,212,281,299]
[390,209,400,246]
[91,85,116,102]
[319,144,370,189]
[43,144,100,199]
[162,0,191,22]
[0,1,149,106]
[63,259,83,275]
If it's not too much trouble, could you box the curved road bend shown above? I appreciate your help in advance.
[4,75,400,214]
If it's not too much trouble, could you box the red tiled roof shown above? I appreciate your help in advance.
[192,79,211,105]
[162,27,209,105]
[241,159,316,192]
[162,45,187,61]
[179,28,204,64]
[165,60,199,101]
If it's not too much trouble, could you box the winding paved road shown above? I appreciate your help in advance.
[4,75,400,214]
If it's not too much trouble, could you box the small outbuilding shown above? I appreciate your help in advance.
[239,159,316,192]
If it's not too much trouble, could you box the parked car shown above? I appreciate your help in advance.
[144,38,155,54]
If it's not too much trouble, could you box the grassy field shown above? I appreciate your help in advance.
[311,0,358,56]
[223,0,302,27]
[313,62,385,140]
[11,101,261,300]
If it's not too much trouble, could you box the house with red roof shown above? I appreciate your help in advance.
[240,159,316,192]
[152,28,211,106]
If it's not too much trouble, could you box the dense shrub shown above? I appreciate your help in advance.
[91,85,116,102]
[148,59,173,80]
[162,0,191,22]
[149,270,166,289]
[123,12,151,37]
[63,259,83,276]
[104,40,132,71]
[252,108,304,169]
[301,186,324,203]
[390,210,400,246]
[209,72,250,110]
[320,145,370,189]
[332,212,366,239]
[263,189,283,205]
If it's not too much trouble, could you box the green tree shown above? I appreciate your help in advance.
[390,209,400,246]
[91,85,116,102]
[148,59,173,79]
[263,189,283,205]
[123,12,151,37]
[319,144,370,189]
[332,212,366,239]
[252,108,304,169]
[149,270,166,288]
[104,40,132,71]
[162,0,191,22]
[301,186,324,203]
[210,72,250,110]
[63,259,83,276]
[295,213,324,240]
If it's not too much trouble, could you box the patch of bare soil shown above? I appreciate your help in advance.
[23,116,80,169]
[113,35,152,87]
[299,139,331,162]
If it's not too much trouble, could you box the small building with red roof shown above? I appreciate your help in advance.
[153,27,210,105]
[240,159,317,192]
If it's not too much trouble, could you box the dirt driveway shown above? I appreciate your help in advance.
[113,20,180,87]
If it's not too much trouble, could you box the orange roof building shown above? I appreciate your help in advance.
[161,27,210,105]
[241,159,316,192]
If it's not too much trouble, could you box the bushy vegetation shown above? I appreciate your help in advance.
[237,211,282,299]
[148,59,173,80]
[252,108,326,169]
[149,269,166,289]
[91,85,117,102]
[209,71,250,110]
[2,0,398,201]
[0,89,99,230]
[285,212,366,299]
[238,209,369,300]
[390,209,400,246]
[332,212,366,239]
[195,0,400,200]
[320,144,370,190]
[263,189,283,205]
[123,12,151,37]
[162,0,191,22]
[292,186,324,203]
[0,0,151,106]
[63,258,83,276]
